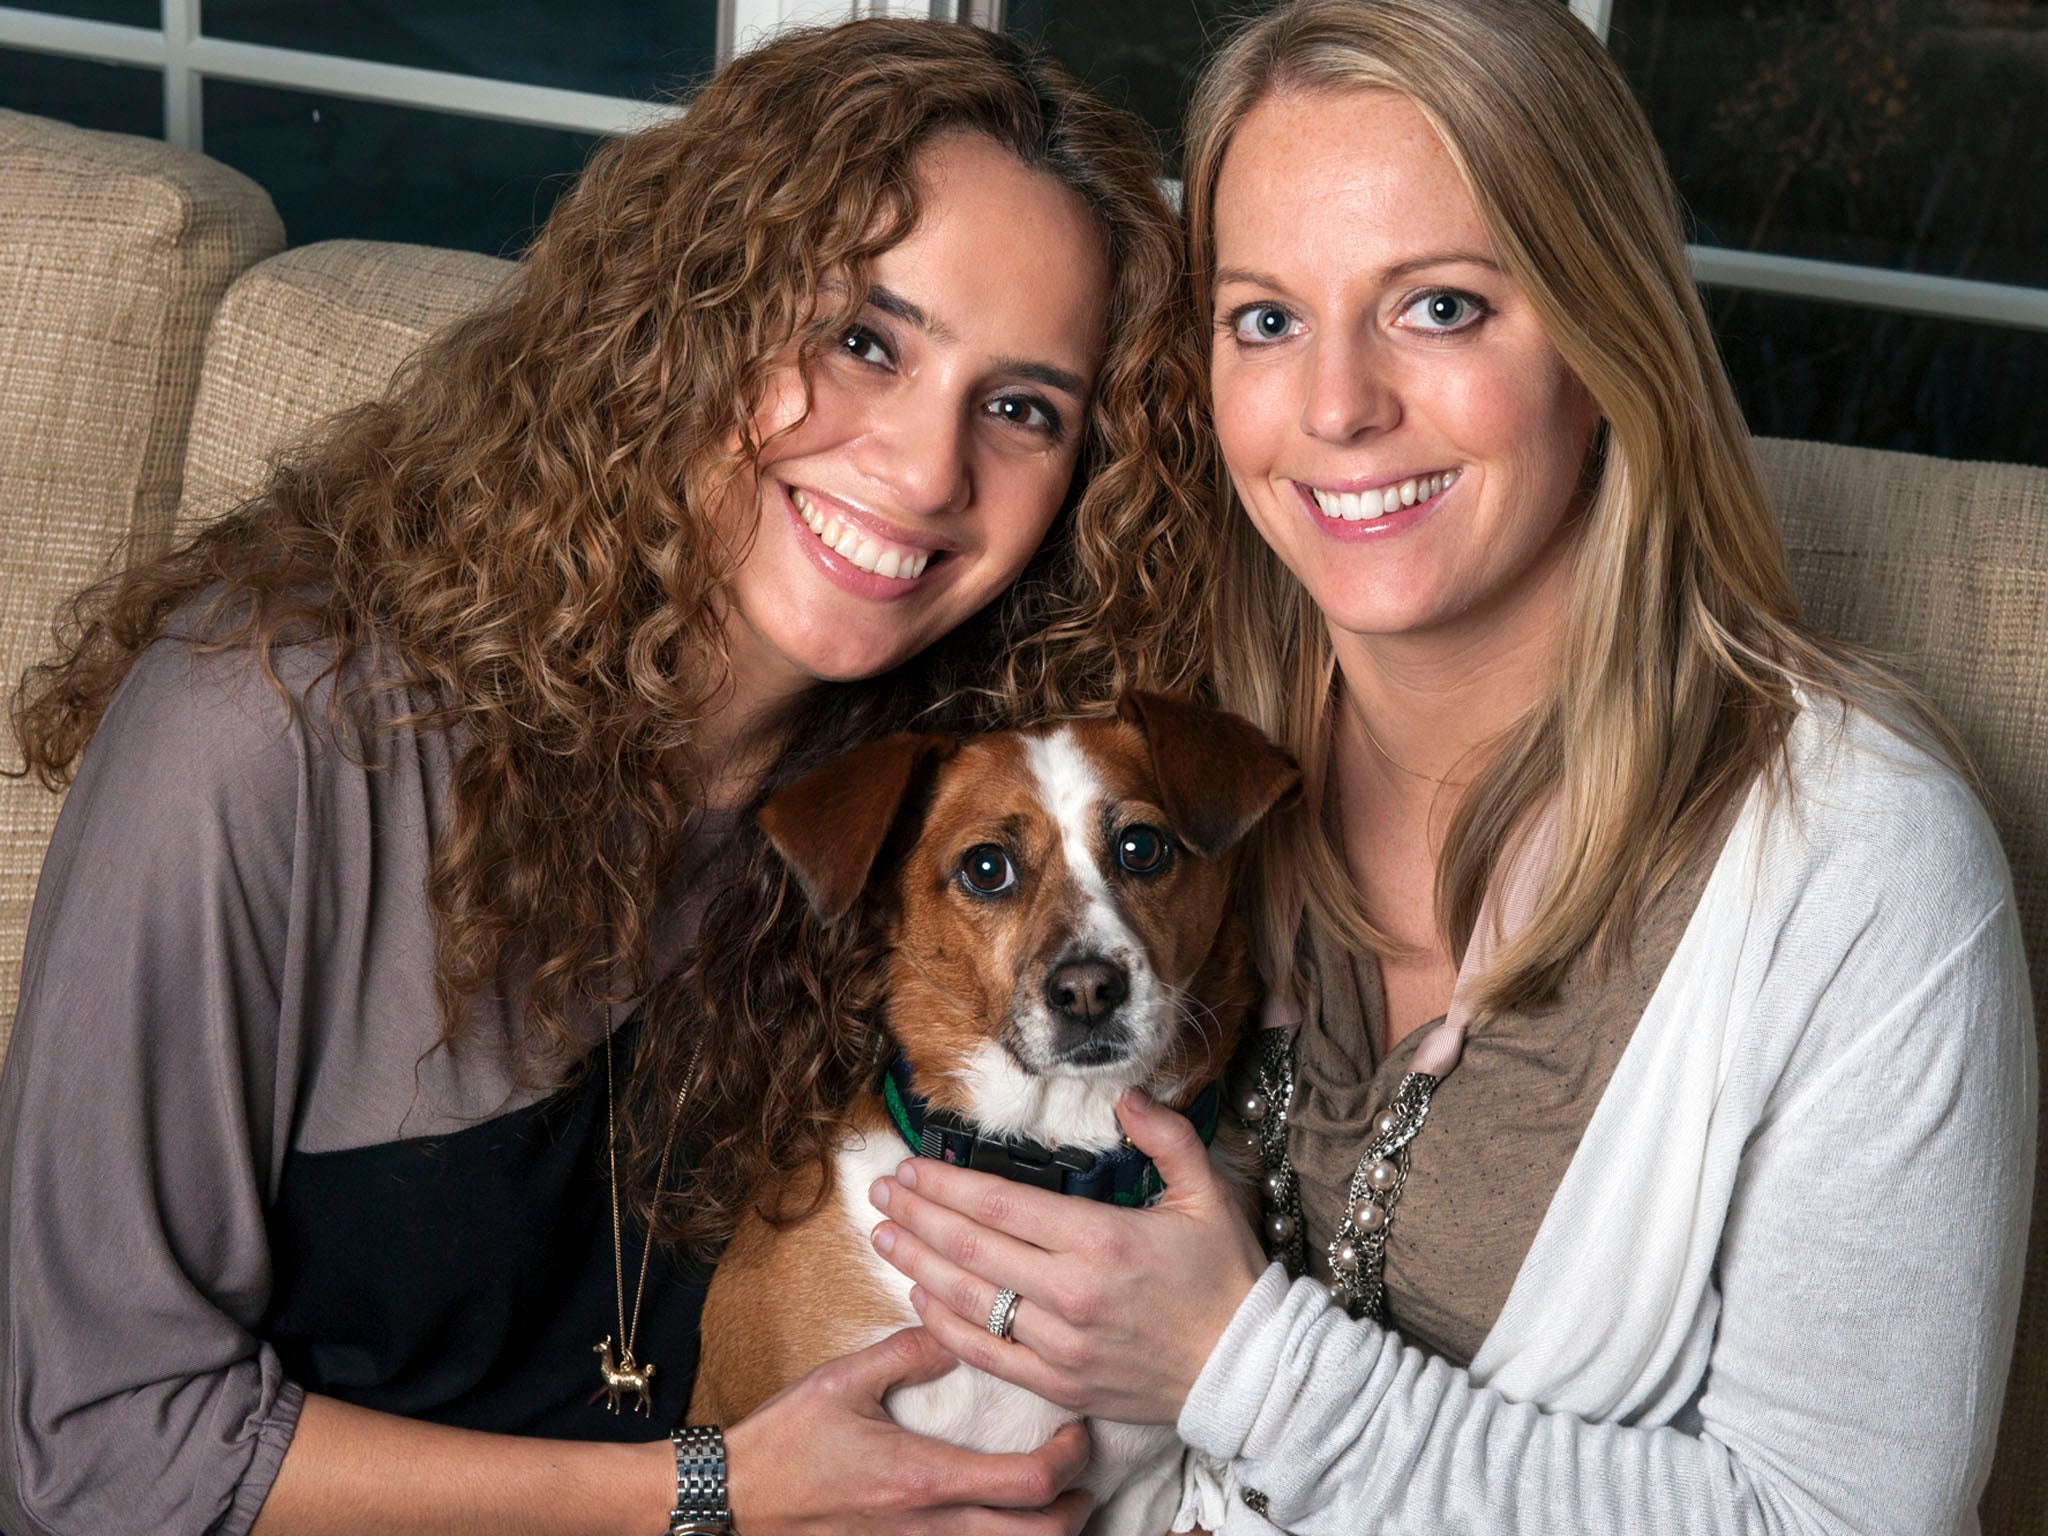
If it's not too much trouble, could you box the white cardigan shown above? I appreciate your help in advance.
[1176,702,2037,1535]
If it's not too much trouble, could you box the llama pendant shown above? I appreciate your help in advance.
[594,1335,656,1415]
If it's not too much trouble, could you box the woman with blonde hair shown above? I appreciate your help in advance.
[0,18,1213,1536]
[865,2,2035,1529]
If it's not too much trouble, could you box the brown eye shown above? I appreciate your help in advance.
[1116,825,1172,878]
[959,844,1016,897]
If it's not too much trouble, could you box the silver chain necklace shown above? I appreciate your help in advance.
[1239,1029,1440,1320]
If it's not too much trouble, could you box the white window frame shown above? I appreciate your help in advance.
[1,0,2041,332]
[1560,0,2046,329]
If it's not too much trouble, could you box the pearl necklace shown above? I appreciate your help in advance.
[1240,1028,1439,1320]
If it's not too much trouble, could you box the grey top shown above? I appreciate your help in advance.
[0,635,719,1536]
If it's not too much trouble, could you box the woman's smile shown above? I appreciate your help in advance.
[782,482,940,592]
[1295,467,1462,538]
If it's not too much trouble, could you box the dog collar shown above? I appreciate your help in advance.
[881,1054,1222,1207]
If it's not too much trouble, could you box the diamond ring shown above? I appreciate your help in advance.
[986,1287,1021,1341]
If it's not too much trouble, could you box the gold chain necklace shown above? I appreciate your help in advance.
[595,1009,703,1415]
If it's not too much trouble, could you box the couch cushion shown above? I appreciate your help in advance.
[0,109,283,1047]
[1759,435,2047,1534]
[177,240,512,530]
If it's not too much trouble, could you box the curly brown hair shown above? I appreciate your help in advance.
[7,18,1217,1239]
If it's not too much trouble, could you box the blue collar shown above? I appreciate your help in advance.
[881,1053,1223,1207]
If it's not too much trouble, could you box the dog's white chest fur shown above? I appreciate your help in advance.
[834,1127,1183,1534]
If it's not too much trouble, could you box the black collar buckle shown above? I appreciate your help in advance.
[918,1110,1103,1192]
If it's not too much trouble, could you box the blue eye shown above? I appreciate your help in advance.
[1402,291,1484,332]
[959,844,1017,896]
[1230,304,1297,344]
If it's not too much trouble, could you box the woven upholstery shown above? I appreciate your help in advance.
[1759,436,2048,1535]
[0,109,282,1047]
[177,240,512,531]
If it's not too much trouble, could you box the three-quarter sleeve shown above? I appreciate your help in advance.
[0,641,317,1536]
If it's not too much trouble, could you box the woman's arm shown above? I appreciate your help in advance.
[0,644,313,1536]
[1171,892,2033,1536]
[253,1334,1094,1536]
[0,647,1095,1536]
[876,897,2035,1535]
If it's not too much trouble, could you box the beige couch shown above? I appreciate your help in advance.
[0,106,2043,1529]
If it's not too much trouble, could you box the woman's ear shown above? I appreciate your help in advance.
[1117,691,1301,860]
[758,733,958,920]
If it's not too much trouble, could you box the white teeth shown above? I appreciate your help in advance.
[1310,469,1459,524]
[789,487,931,581]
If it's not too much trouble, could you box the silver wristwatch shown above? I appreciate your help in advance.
[668,1425,731,1535]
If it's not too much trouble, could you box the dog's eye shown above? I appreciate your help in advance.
[959,844,1017,896]
[1115,825,1173,877]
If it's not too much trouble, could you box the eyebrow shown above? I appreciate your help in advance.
[867,283,1089,400]
[1214,249,1502,293]
[866,283,956,343]
[994,357,1089,399]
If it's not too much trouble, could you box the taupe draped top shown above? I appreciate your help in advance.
[1286,802,1742,1365]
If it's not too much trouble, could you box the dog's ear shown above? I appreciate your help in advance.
[1118,691,1301,860]
[758,733,957,921]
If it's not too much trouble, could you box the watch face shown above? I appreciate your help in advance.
[670,1526,730,1535]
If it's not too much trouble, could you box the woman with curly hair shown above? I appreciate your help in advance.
[0,19,1211,1536]
[865,3,2033,1532]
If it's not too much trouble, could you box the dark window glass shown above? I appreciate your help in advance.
[203,0,717,101]
[1708,286,2048,466]
[202,82,599,254]
[1006,0,1275,173]
[0,47,160,138]
[1609,1,2048,289]
[0,0,156,26]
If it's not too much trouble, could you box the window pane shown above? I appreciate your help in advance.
[0,0,156,26]
[1006,0,1274,173]
[202,82,599,255]
[1609,0,2048,288]
[0,47,160,138]
[203,0,717,101]
[1709,287,2048,466]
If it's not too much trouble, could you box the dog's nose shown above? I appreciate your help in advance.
[1044,958,1128,1024]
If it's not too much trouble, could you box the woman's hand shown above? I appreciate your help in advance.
[867,1087,1269,1425]
[723,1326,1094,1536]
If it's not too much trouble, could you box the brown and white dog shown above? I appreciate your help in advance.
[688,692,1299,1533]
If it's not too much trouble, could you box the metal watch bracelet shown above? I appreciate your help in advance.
[668,1425,731,1535]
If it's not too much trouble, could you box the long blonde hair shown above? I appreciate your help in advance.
[1184,0,1960,1013]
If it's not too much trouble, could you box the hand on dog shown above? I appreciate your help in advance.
[724,1326,1095,1536]
[868,1087,1270,1425]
